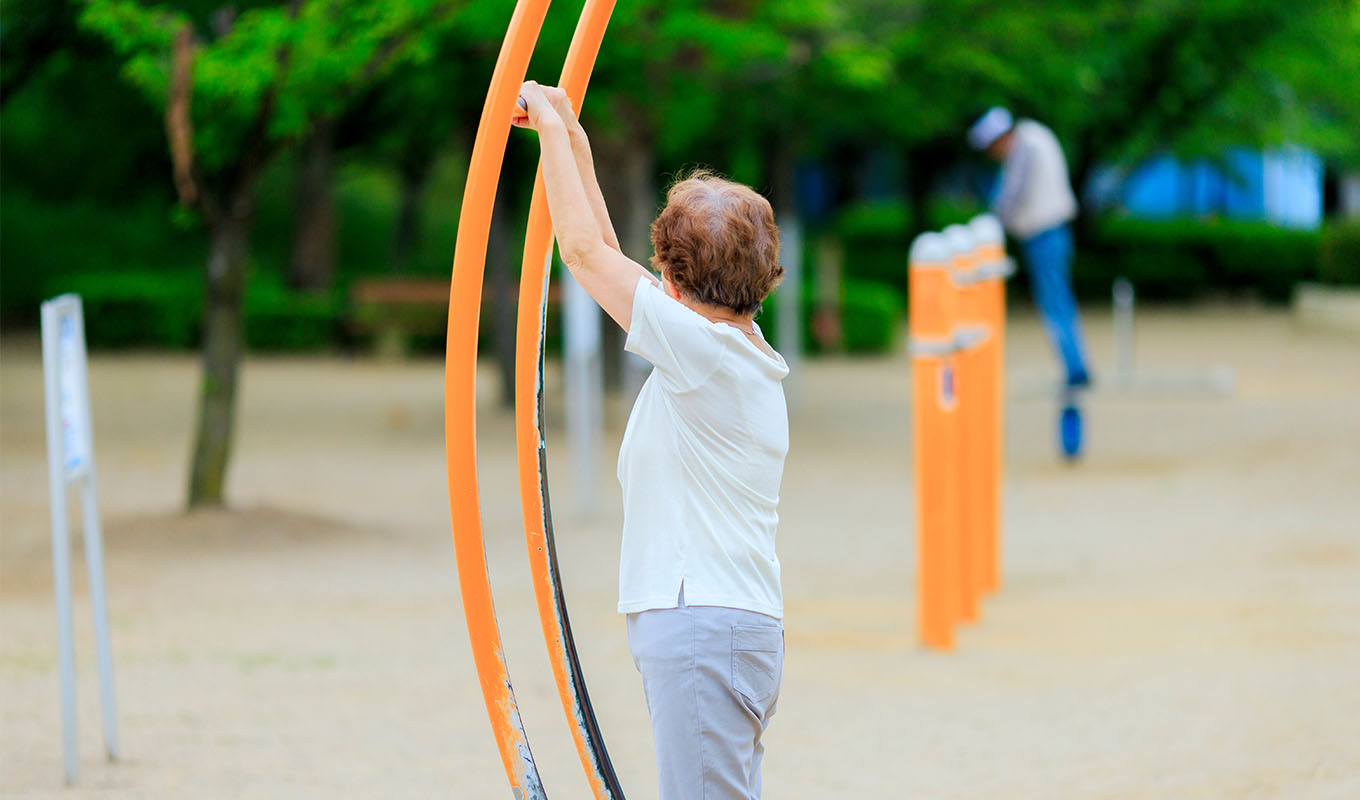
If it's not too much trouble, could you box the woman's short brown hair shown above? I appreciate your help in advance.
[650,170,783,315]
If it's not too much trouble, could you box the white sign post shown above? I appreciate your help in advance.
[776,214,803,406]
[40,294,120,784]
[562,264,604,516]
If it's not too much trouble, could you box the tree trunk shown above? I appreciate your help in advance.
[289,120,337,290]
[389,156,431,272]
[906,143,947,235]
[487,185,516,409]
[187,210,252,507]
[813,233,843,353]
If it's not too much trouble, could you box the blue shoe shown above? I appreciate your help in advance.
[1059,402,1083,461]
[1066,369,1091,389]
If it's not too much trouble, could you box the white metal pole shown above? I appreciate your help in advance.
[80,475,120,761]
[1112,277,1135,387]
[41,300,80,785]
[71,304,120,761]
[776,214,802,405]
[563,263,603,516]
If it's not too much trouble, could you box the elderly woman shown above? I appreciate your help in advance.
[514,81,789,799]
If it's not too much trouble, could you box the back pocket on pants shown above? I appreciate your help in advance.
[731,624,783,708]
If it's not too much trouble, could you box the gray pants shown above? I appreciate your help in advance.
[626,587,784,799]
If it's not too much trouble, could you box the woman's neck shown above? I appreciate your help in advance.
[687,298,755,333]
[663,278,755,333]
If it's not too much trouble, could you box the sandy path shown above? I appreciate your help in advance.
[2,308,1358,799]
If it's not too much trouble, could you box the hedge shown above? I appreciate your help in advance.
[841,280,904,353]
[758,277,903,356]
[1320,221,1360,285]
[51,271,202,349]
[49,271,345,351]
[1073,217,1323,302]
[0,190,204,327]
[829,199,1348,306]
[25,215,1354,356]
[836,202,912,302]
[244,279,344,352]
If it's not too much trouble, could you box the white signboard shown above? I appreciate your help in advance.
[57,313,92,475]
[41,294,120,785]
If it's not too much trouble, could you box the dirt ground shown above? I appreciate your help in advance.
[3,308,1358,799]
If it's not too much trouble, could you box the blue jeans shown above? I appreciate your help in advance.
[1021,224,1089,384]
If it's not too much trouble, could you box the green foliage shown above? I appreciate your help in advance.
[924,197,989,232]
[1074,218,1322,302]
[1319,222,1360,285]
[756,276,901,355]
[2,188,203,325]
[244,277,344,351]
[56,271,201,348]
[49,269,347,351]
[80,0,456,183]
[7,0,1356,360]
[841,279,903,354]
[832,197,991,305]
[836,201,911,300]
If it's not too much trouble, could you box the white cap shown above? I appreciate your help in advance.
[908,232,950,267]
[969,213,1004,245]
[942,224,975,255]
[968,106,1013,150]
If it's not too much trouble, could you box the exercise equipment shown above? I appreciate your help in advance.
[444,0,552,795]
[908,232,961,650]
[969,214,1009,594]
[514,1,622,798]
[444,1,623,797]
[908,215,1011,649]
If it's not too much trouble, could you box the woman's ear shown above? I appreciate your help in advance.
[662,277,681,300]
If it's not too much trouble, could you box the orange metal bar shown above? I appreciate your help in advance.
[978,272,1005,594]
[909,233,959,650]
[972,217,1008,594]
[945,225,988,623]
[513,2,622,798]
[444,0,552,796]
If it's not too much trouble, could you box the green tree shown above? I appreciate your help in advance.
[873,0,1359,224]
[81,0,453,507]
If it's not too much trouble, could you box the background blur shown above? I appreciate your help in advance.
[4,0,1358,361]
[3,1,1359,797]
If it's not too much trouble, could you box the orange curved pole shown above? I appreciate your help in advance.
[513,2,622,798]
[444,0,552,796]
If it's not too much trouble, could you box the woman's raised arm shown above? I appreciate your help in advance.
[516,81,653,331]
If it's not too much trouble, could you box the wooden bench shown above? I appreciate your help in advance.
[349,276,561,358]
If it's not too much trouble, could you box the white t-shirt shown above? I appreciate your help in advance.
[993,119,1078,240]
[617,276,790,619]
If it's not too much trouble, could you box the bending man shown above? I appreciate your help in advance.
[970,106,1091,387]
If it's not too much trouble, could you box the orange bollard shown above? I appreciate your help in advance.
[970,214,1009,594]
[909,232,960,650]
[943,224,989,623]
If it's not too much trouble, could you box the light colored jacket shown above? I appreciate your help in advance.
[993,119,1078,240]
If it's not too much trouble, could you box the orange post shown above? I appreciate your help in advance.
[970,214,1009,594]
[514,1,623,797]
[943,224,989,623]
[909,232,959,650]
[443,0,552,796]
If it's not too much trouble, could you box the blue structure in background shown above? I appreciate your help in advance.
[1100,147,1323,229]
